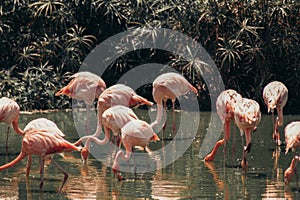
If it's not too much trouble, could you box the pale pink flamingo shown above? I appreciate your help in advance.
[55,71,106,133]
[234,98,261,170]
[23,118,65,176]
[204,89,242,161]
[284,121,300,185]
[0,97,24,148]
[81,84,153,161]
[112,119,160,181]
[0,129,81,192]
[77,105,139,161]
[263,81,288,145]
[151,72,198,131]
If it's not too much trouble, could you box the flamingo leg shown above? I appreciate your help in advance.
[162,101,167,131]
[26,155,32,176]
[5,126,10,150]
[132,148,137,179]
[223,120,231,162]
[172,101,176,133]
[231,126,236,165]
[39,158,45,190]
[241,129,252,170]
[51,158,68,193]
[85,104,91,134]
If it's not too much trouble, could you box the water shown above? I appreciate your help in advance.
[0,109,300,199]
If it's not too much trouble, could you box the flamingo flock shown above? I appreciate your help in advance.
[0,71,298,192]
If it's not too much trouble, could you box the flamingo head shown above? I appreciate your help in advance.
[267,98,277,113]
[112,162,124,181]
[112,161,120,174]
[81,147,90,162]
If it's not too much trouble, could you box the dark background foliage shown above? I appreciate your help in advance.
[0,0,299,113]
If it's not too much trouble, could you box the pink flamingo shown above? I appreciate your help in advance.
[151,72,198,131]
[112,119,160,181]
[204,89,242,161]
[23,118,65,176]
[78,105,139,161]
[263,81,288,145]
[0,129,81,192]
[234,98,261,170]
[80,84,153,161]
[284,121,300,185]
[55,71,106,133]
[0,97,24,148]
[284,156,300,186]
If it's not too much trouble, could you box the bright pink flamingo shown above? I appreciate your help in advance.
[0,129,81,192]
[204,89,242,161]
[0,97,24,148]
[81,84,153,161]
[234,98,261,170]
[151,72,198,131]
[23,118,65,176]
[284,121,300,185]
[55,71,106,133]
[112,119,160,181]
[263,81,288,145]
[77,105,139,161]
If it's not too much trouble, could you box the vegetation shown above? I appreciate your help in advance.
[0,0,299,113]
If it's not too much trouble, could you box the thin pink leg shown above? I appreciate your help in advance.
[172,101,176,133]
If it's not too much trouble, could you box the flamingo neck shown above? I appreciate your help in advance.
[289,156,299,170]
[0,152,26,171]
[244,128,252,147]
[12,120,24,135]
[115,149,132,162]
[151,103,163,128]
[93,122,103,138]
[277,107,283,126]
[89,135,109,146]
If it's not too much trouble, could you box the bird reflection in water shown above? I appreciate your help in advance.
[204,161,230,200]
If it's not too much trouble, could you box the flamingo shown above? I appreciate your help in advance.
[78,105,139,161]
[263,81,288,145]
[204,89,242,161]
[23,118,65,176]
[151,72,198,131]
[284,156,300,186]
[0,97,24,148]
[284,121,300,185]
[0,129,81,192]
[81,84,153,161]
[234,98,261,170]
[55,71,106,133]
[112,119,160,181]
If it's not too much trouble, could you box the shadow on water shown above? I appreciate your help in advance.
[0,110,300,199]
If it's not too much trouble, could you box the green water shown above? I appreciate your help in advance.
[0,109,299,199]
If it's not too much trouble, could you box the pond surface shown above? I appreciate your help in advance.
[0,109,300,199]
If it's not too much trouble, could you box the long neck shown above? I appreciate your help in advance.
[277,107,284,126]
[151,103,163,128]
[88,135,109,146]
[245,128,252,147]
[0,152,26,171]
[115,149,132,162]
[12,120,24,135]
[73,134,109,147]
[289,157,298,170]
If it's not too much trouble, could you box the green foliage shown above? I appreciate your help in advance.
[0,0,299,113]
